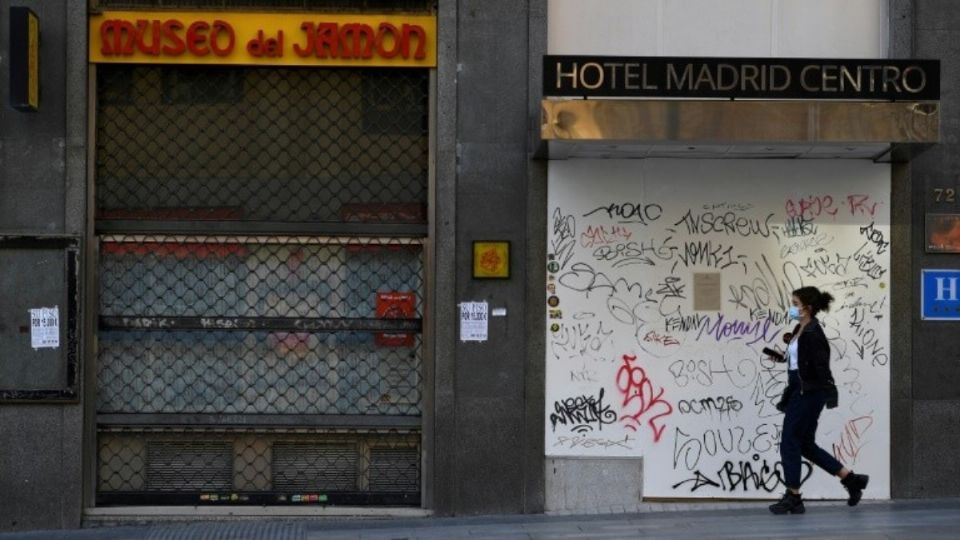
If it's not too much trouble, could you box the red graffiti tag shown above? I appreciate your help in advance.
[643,330,680,347]
[784,193,880,220]
[579,225,632,248]
[832,415,874,465]
[616,354,673,443]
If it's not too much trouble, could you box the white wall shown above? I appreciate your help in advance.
[548,0,888,58]
[546,159,891,499]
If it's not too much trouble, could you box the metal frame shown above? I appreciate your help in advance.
[97,413,421,428]
[540,99,940,162]
[96,221,428,237]
[85,59,433,508]
[96,491,420,507]
[420,67,437,511]
[0,236,81,402]
[82,62,101,510]
[99,315,422,332]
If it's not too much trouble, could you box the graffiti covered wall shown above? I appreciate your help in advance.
[545,159,890,499]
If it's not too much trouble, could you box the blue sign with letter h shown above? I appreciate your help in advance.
[921,269,960,320]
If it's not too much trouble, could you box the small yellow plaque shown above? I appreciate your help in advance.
[27,12,39,110]
[10,7,40,112]
[473,241,510,279]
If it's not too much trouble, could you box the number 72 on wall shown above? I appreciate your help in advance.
[933,188,956,203]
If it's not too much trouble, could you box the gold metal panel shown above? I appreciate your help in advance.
[541,100,939,145]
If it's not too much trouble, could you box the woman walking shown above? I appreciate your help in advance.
[767,286,869,515]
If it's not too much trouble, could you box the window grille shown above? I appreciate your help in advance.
[95,63,428,506]
[96,66,428,226]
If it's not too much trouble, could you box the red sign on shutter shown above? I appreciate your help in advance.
[375,291,416,347]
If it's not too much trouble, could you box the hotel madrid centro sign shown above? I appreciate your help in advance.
[89,11,436,67]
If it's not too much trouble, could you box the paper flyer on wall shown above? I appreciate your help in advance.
[459,301,488,342]
[29,306,60,349]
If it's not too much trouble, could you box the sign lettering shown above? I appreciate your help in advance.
[90,11,436,67]
[936,277,958,302]
[544,56,940,101]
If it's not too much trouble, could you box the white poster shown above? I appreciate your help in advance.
[460,301,489,342]
[29,306,60,349]
[546,159,890,500]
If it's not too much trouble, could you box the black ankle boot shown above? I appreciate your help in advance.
[769,490,805,515]
[841,472,869,506]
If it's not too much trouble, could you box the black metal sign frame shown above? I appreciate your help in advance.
[544,56,940,101]
[0,237,80,402]
[100,315,422,333]
[97,490,420,507]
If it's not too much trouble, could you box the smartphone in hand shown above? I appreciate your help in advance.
[762,347,785,362]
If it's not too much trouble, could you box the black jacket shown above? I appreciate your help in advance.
[775,317,838,412]
[793,318,835,392]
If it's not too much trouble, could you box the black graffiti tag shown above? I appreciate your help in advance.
[672,455,813,493]
[859,221,889,255]
[549,388,619,433]
[583,202,664,225]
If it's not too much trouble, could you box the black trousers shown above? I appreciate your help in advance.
[780,370,844,489]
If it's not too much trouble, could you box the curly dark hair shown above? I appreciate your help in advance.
[792,286,834,316]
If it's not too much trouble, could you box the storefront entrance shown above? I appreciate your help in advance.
[92,64,429,506]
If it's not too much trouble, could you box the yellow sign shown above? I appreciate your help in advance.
[89,11,436,68]
[27,12,39,109]
[10,7,40,111]
[473,241,511,279]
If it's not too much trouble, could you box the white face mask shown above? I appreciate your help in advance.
[788,306,801,320]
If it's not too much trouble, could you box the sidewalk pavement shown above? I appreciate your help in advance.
[2,498,959,540]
